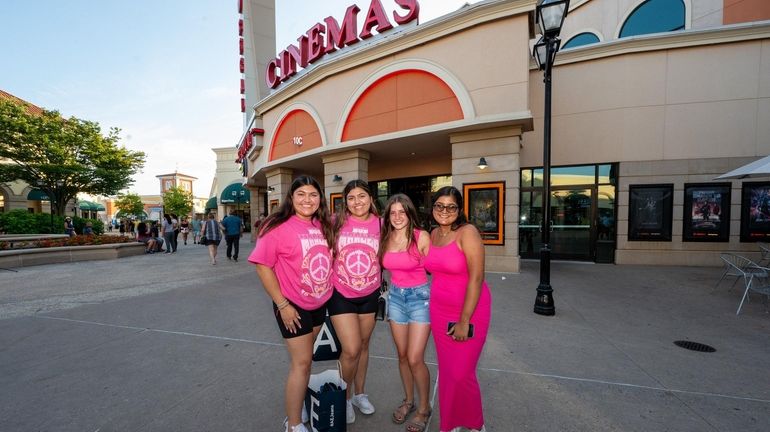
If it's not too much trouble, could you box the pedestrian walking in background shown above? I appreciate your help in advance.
[425,186,491,432]
[328,179,381,425]
[202,213,222,265]
[191,216,202,244]
[180,217,191,245]
[170,214,179,252]
[249,175,333,432]
[379,194,432,431]
[220,210,243,261]
[161,214,175,255]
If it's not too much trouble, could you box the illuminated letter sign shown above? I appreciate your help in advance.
[265,0,420,89]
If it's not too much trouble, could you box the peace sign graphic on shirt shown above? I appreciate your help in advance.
[345,249,373,277]
[308,253,331,283]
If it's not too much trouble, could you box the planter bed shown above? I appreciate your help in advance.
[0,242,146,269]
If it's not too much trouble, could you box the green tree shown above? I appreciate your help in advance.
[162,186,193,218]
[114,192,145,219]
[0,98,146,216]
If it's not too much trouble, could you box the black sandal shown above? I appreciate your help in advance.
[392,399,415,424]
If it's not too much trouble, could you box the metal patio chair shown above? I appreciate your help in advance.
[715,253,770,314]
[758,242,770,266]
[714,253,768,292]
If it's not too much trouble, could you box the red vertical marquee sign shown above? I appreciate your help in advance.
[238,0,245,112]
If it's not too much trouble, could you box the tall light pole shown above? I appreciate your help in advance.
[532,0,569,316]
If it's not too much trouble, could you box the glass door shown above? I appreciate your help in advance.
[550,188,593,260]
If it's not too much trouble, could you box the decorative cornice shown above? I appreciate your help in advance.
[255,0,536,114]
[545,20,770,69]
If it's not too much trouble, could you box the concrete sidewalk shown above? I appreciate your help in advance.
[0,238,769,431]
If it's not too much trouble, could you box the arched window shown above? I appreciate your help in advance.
[563,32,600,49]
[619,0,685,39]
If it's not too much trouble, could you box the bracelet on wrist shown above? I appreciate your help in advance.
[276,299,290,310]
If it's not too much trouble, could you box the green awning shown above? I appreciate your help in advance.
[220,183,250,204]
[79,201,98,211]
[205,197,218,209]
[27,189,50,200]
[94,203,105,211]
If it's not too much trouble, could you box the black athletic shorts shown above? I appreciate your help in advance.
[326,288,379,316]
[273,300,327,339]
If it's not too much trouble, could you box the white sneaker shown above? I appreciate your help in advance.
[283,419,309,432]
[351,393,375,414]
[346,399,355,424]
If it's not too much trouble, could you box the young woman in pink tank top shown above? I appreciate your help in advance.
[379,194,432,432]
[424,186,491,432]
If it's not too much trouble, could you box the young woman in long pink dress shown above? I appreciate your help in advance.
[424,186,492,432]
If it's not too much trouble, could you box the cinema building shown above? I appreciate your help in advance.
[234,0,770,272]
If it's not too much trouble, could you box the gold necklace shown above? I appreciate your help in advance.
[438,228,452,238]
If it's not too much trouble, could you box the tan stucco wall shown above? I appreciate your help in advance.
[522,38,770,168]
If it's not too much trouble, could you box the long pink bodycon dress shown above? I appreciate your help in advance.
[424,240,491,432]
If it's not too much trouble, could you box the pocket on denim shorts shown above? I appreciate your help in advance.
[414,286,430,301]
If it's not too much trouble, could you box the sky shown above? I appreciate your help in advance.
[1,0,481,197]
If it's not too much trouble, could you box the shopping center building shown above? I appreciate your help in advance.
[234,0,770,271]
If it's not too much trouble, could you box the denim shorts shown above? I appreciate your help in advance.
[387,282,431,324]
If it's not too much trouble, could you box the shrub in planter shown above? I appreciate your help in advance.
[0,210,62,234]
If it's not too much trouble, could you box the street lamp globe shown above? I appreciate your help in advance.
[533,36,561,71]
[536,0,570,38]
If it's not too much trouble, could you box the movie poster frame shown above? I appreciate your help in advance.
[682,183,731,242]
[740,181,770,242]
[269,199,279,214]
[329,193,343,215]
[627,184,673,241]
[463,182,505,245]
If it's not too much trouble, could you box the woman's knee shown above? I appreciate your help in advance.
[407,354,426,370]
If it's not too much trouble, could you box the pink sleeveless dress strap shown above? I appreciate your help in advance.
[424,240,491,431]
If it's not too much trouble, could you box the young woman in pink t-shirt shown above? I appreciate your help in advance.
[328,179,381,424]
[379,194,432,432]
[248,175,333,432]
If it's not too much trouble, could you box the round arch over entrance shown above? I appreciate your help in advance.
[340,68,465,142]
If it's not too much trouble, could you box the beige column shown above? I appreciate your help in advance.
[450,126,522,273]
[322,149,370,207]
[265,167,294,213]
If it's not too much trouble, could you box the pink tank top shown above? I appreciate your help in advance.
[382,230,428,288]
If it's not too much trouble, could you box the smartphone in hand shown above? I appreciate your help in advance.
[447,321,474,338]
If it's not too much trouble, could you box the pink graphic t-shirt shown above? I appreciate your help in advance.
[248,215,333,310]
[332,215,381,298]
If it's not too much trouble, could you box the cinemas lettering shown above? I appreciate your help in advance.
[266,0,420,89]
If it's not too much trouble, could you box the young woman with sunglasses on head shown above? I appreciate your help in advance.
[328,179,382,424]
[425,186,491,432]
[379,194,432,432]
[248,175,334,432]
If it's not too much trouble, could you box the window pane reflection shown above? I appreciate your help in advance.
[551,166,595,186]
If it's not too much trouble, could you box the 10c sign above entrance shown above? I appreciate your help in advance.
[265,0,420,89]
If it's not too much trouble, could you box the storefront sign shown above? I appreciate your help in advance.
[266,0,420,89]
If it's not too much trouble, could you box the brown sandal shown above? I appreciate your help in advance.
[405,409,432,432]
[391,399,415,424]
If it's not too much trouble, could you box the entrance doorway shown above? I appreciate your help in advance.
[370,175,452,230]
[519,164,617,262]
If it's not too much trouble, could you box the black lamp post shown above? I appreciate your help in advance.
[532,0,569,316]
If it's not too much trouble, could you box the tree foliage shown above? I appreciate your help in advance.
[114,192,145,218]
[0,98,146,215]
[162,186,193,217]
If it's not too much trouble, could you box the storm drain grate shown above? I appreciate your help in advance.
[674,340,716,353]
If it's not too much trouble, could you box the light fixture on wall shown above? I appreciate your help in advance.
[332,175,343,182]
[267,186,275,192]
[477,157,489,170]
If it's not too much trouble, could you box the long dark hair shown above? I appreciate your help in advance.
[431,186,468,232]
[332,180,378,254]
[258,175,333,248]
[378,193,421,265]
